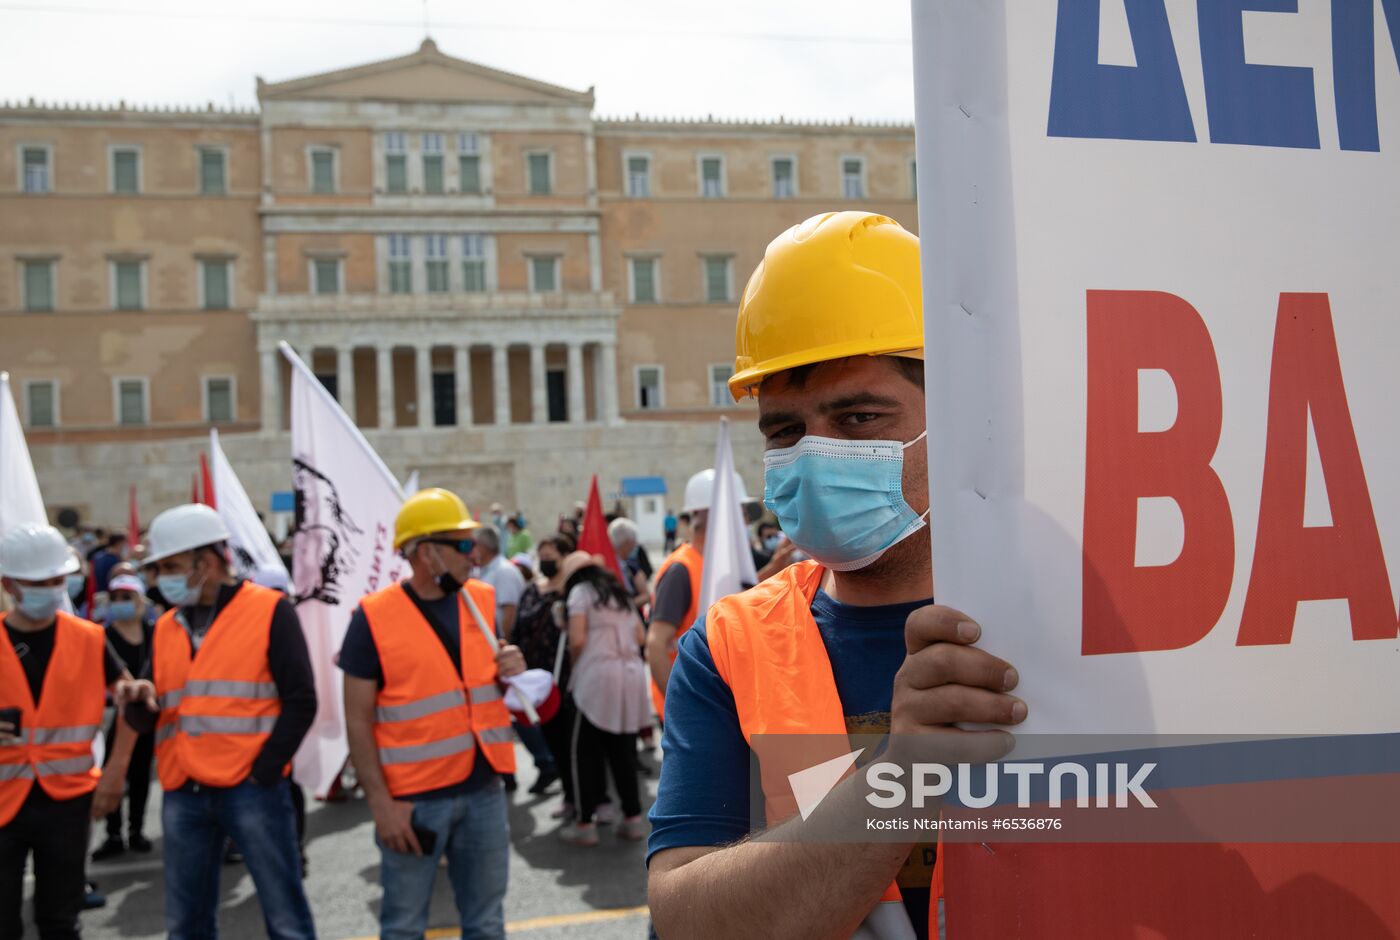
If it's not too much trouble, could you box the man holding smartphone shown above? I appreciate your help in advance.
[340,488,526,940]
[0,524,144,940]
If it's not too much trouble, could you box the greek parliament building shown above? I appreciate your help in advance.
[0,41,916,535]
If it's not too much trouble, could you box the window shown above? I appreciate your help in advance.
[25,380,57,428]
[113,261,144,310]
[626,154,650,198]
[387,235,412,294]
[22,260,54,312]
[841,156,866,199]
[771,156,796,198]
[699,155,725,198]
[527,152,551,195]
[458,133,482,193]
[204,376,235,423]
[628,256,658,303]
[199,148,226,195]
[462,235,487,292]
[432,372,456,427]
[111,147,140,194]
[636,366,663,410]
[422,134,444,194]
[21,147,50,193]
[310,148,337,194]
[425,235,449,293]
[312,258,341,295]
[115,378,148,426]
[529,255,559,293]
[384,133,407,194]
[702,255,732,303]
[199,259,231,310]
[709,364,735,406]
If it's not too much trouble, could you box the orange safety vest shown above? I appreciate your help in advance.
[361,580,517,797]
[706,560,941,939]
[649,543,703,720]
[0,612,105,826]
[153,582,283,790]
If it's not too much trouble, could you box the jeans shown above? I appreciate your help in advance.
[513,721,556,773]
[0,789,90,940]
[377,779,509,940]
[161,779,316,940]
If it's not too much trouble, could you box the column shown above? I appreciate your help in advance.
[415,343,434,430]
[566,343,585,424]
[492,344,510,426]
[336,345,356,424]
[587,232,602,292]
[260,347,280,433]
[529,344,547,424]
[454,345,473,427]
[376,345,394,429]
[599,340,620,425]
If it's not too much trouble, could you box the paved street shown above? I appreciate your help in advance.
[25,743,657,940]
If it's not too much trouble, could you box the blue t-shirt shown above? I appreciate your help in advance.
[647,589,935,937]
[339,585,498,800]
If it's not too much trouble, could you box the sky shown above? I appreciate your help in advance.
[0,0,915,122]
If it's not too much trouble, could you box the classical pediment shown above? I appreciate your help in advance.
[257,40,593,107]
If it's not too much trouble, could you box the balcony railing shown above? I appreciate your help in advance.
[253,289,618,320]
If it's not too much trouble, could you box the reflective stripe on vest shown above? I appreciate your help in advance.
[650,543,704,721]
[153,582,284,790]
[362,580,518,798]
[705,561,926,940]
[0,612,107,825]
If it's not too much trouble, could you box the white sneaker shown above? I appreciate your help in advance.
[619,815,647,842]
[558,821,600,847]
[594,801,618,825]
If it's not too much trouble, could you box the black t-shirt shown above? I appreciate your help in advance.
[5,620,124,705]
[104,619,153,678]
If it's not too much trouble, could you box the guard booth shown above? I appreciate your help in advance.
[618,476,668,549]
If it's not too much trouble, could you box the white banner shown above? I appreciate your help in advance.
[0,372,47,535]
[285,343,409,796]
[913,2,1400,739]
[210,428,288,583]
[698,417,759,615]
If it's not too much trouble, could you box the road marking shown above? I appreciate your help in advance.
[341,905,650,939]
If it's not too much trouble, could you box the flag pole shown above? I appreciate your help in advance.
[457,585,541,725]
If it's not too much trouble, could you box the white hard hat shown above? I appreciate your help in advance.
[0,524,80,581]
[144,504,230,564]
[682,468,754,514]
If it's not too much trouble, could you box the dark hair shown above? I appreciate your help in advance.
[536,535,569,556]
[757,521,778,536]
[775,355,924,392]
[563,564,633,612]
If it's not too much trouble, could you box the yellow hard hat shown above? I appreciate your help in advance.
[729,211,924,400]
[394,487,479,549]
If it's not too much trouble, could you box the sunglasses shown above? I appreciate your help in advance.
[422,538,476,555]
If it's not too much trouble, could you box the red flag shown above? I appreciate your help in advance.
[577,475,622,579]
[199,452,216,509]
[128,486,140,543]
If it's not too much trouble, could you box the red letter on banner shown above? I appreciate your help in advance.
[1083,291,1234,654]
[1237,294,1397,645]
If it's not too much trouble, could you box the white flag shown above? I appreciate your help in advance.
[210,428,288,583]
[0,372,48,535]
[698,417,759,614]
[403,470,420,497]
[284,343,409,797]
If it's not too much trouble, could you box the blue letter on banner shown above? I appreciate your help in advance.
[1333,0,1400,152]
[1048,0,1197,142]
[1198,0,1320,148]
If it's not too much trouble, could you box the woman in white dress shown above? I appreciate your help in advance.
[556,551,650,846]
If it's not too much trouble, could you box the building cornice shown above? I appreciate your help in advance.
[0,100,257,126]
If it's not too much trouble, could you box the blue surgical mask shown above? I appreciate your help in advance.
[762,431,929,572]
[158,573,200,607]
[65,574,85,600]
[17,585,66,622]
[763,534,784,553]
[108,600,138,621]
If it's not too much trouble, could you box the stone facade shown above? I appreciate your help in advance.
[0,40,914,528]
